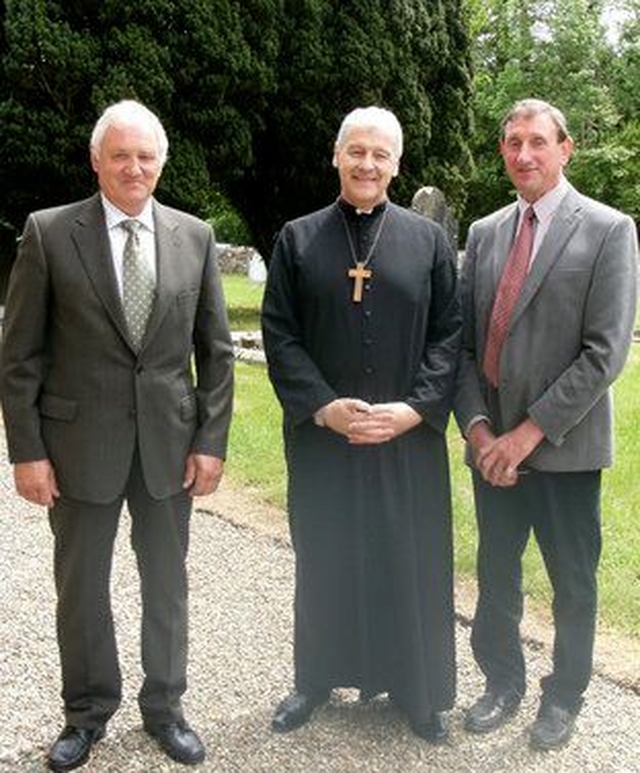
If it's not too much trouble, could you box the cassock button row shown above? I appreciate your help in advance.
[364,367,374,375]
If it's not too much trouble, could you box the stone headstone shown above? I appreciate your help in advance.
[411,186,459,253]
[248,253,267,284]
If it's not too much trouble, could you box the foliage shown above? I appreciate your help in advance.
[0,0,473,255]
[207,190,252,246]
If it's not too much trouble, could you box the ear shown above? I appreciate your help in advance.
[560,136,574,167]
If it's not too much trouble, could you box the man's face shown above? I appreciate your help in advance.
[500,113,573,203]
[334,126,399,210]
[91,122,162,215]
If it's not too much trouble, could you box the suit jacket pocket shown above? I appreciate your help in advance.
[177,288,200,309]
[39,393,78,422]
[180,392,197,421]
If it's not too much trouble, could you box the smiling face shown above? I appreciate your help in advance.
[333,126,399,211]
[500,112,573,203]
[91,122,162,216]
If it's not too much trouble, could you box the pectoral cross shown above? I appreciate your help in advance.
[348,262,372,303]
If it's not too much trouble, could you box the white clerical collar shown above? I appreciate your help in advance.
[101,194,155,233]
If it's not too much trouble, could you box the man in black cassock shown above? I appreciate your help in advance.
[261,106,461,742]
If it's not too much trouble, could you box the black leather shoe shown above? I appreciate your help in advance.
[47,725,105,772]
[144,720,205,765]
[271,690,329,733]
[529,703,576,751]
[464,690,521,734]
[410,712,449,744]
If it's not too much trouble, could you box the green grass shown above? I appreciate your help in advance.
[222,273,263,331]
[223,275,640,636]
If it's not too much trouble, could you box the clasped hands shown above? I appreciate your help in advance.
[468,418,544,487]
[319,398,422,444]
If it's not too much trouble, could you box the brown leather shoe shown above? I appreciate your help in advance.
[144,720,205,765]
[47,725,105,772]
[464,690,521,734]
[271,690,330,733]
[529,703,576,750]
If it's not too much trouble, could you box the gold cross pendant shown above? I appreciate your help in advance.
[348,262,372,303]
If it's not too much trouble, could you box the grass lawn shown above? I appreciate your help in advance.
[223,274,265,331]
[223,275,640,637]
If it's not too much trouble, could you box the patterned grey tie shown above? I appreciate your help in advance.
[121,219,155,350]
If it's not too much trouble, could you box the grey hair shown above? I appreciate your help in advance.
[501,99,570,143]
[90,100,169,167]
[335,106,403,158]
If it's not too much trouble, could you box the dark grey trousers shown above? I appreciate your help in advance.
[49,450,192,729]
[471,468,601,713]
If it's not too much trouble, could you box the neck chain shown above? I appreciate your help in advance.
[338,205,389,303]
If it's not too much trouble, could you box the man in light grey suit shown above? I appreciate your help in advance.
[0,100,234,770]
[455,99,637,751]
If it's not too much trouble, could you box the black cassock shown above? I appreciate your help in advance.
[262,199,461,724]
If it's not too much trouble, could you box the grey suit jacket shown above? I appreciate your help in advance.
[455,183,638,471]
[0,193,234,503]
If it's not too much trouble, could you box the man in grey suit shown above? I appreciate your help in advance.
[455,99,637,751]
[0,100,234,770]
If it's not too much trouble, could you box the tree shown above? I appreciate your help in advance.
[224,0,474,250]
[0,0,473,256]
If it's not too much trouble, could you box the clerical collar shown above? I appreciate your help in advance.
[337,197,388,218]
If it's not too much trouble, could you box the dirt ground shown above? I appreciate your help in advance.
[199,477,640,696]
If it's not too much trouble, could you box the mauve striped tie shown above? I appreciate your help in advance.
[483,206,537,387]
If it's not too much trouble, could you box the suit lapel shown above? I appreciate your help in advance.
[492,206,519,289]
[510,187,582,327]
[71,194,130,339]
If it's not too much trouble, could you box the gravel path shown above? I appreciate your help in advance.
[0,436,638,772]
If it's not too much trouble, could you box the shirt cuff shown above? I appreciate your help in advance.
[313,405,329,427]
[465,414,491,438]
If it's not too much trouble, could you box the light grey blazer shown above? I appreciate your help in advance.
[0,193,234,502]
[455,183,638,471]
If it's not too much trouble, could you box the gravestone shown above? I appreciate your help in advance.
[248,253,267,284]
[411,186,459,254]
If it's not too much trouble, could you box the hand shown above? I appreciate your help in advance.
[347,402,422,445]
[475,418,544,487]
[14,460,60,507]
[183,454,224,497]
[320,398,373,437]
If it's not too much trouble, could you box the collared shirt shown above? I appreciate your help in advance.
[516,175,569,269]
[101,195,157,298]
